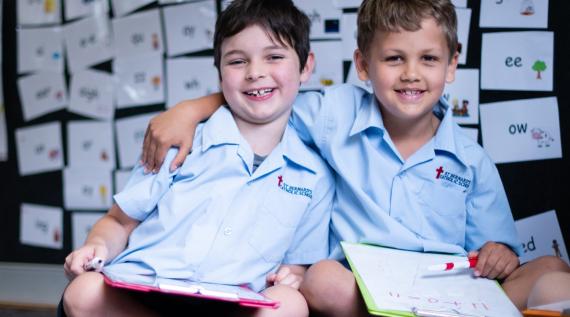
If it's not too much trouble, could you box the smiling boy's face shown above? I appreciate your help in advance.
[354,17,458,127]
[219,24,313,129]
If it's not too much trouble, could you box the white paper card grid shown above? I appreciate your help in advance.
[481,32,553,91]
[159,0,194,4]
[162,1,217,57]
[16,122,64,175]
[20,203,63,249]
[67,121,115,169]
[293,0,342,40]
[480,97,561,164]
[64,167,113,210]
[515,210,569,265]
[166,57,219,108]
[302,41,343,91]
[443,68,479,125]
[340,13,357,61]
[64,0,109,21]
[17,26,64,74]
[460,127,479,143]
[111,0,155,17]
[114,169,132,194]
[115,112,159,169]
[455,8,471,65]
[480,0,549,29]
[112,9,164,58]
[72,211,104,250]
[0,83,7,161]
[17,0,62,26]
[63,15,114,73]
[68,69,115,120]
[18,71,67,121]
[452,0,468,8]
[332,0,362,9]
[114,53,165,108]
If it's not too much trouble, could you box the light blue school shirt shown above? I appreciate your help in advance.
[106,106,334,292]
[291,84,521,259]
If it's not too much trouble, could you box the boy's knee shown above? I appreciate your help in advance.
[263,285,308,317]
[63,272,105,316]
[530,256,570,273]
[301,260,356,309]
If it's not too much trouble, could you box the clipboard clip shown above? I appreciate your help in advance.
[412,307,483,317]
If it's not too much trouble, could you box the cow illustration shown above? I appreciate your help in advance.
[531,128,554,147]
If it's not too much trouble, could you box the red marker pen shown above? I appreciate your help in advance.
[427,256,478,271]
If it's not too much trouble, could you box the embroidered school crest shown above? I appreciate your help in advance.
[277,175,312,199]
[435,166,471,190]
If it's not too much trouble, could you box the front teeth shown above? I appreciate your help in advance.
[401,90,421,95]
[247,88,273,97]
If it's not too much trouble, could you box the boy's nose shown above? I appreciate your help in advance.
[400,63,420,82]
[246,62,266,81]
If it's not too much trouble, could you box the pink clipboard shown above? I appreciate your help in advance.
[102,270,280,309]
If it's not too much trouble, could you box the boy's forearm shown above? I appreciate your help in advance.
[183,92,225,123]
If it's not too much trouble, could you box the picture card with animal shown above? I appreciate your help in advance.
[20,203,63,249]
[15,121,64,176]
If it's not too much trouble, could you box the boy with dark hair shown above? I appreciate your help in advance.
[62,1,334,316]
[141,0,570,315]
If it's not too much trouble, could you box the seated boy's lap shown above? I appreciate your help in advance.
[127,289,240,315]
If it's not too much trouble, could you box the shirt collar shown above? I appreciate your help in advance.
[349,93,385,137]
[433,97,468,167]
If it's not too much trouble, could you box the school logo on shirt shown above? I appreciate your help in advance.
[435,166,471,190]
[277,175,312,199]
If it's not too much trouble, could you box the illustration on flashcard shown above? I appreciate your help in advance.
[531,127,554,148]
[451,98,470,117]
[520,0,535,16]
[532,60,547,79]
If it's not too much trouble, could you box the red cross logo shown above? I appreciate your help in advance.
[436,166,444,179]
[277,175,283,187]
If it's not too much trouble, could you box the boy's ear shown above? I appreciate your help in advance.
[445,51,460,83]
[300,52,315,83]
[353,49,370,81]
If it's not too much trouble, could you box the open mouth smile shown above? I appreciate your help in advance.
[244,88,274,97]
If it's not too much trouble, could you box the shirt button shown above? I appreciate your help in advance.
[224,227,232,236]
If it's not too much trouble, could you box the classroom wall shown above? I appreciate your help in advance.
[1,0,568,265]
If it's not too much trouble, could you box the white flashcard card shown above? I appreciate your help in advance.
[452,0,467,8]
[71,211,104,250]
[480,97,561,164]
[64,15,114,73]
[443,68,479,125]
[480,0,548,29]
[460,127,479,143]
[341,13,357,61]
[345,61,372,93]
[481,32,553,91]
[515,210,568,265]
[20,203,63,249]
[64,0,109,21]
[333,0,362,9]
[15,122,64,175]
[0,83,7,161]
[112,9,163,58]
[18,71,67,121]
[220,0,231,10]
[67,121,115,169]
[114,53,165,108]
[114,169,132,194]
[68,69,115,120]
[302,41,343,91]
[111,0,156,17]
[166,57,219,108]
[294,0,342,40]
[64,167,113,210]
[17,26,64,74]
[455,8,471,65]
[162,1,216,56]
[115,112,159,169]
[17,0,62,26]
[159,0,193,3]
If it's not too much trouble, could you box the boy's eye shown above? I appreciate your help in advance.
[227,59,245,65]
[268,55,284,61]
[384,55,403,63]
[422,55,439,62]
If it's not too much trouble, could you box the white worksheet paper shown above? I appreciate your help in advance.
[114,53,165,108]
[166,57,219,108]
[294,0,342,40]
[115,112,159,169]
[481,31,553,91]
[18,71,67,121]
[64,15,114,73]
[63,167,113,210]
[480,97,561,164]
[515,210,569,265]
[302,41,343,91]
[443,68,479,125]
[68,69,115,120]
[72,211,104,250]
[111,0,156,17]
[17,26,64,74]
[479,0,548,28]
[20,203,63,249]
[15,122,64,175]
[456,8,471,65]
[341,13,357,61]
[67,120,115,169]
[64,0,109,21]
[18,0,62,26]
[343,243,522,317]
[162,1,216,56]
[112,9,164,58]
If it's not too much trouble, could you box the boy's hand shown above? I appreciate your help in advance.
[64,244,108,281]
[142,102,197,174]
[469,241,519,280]
[266,265,307,289]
